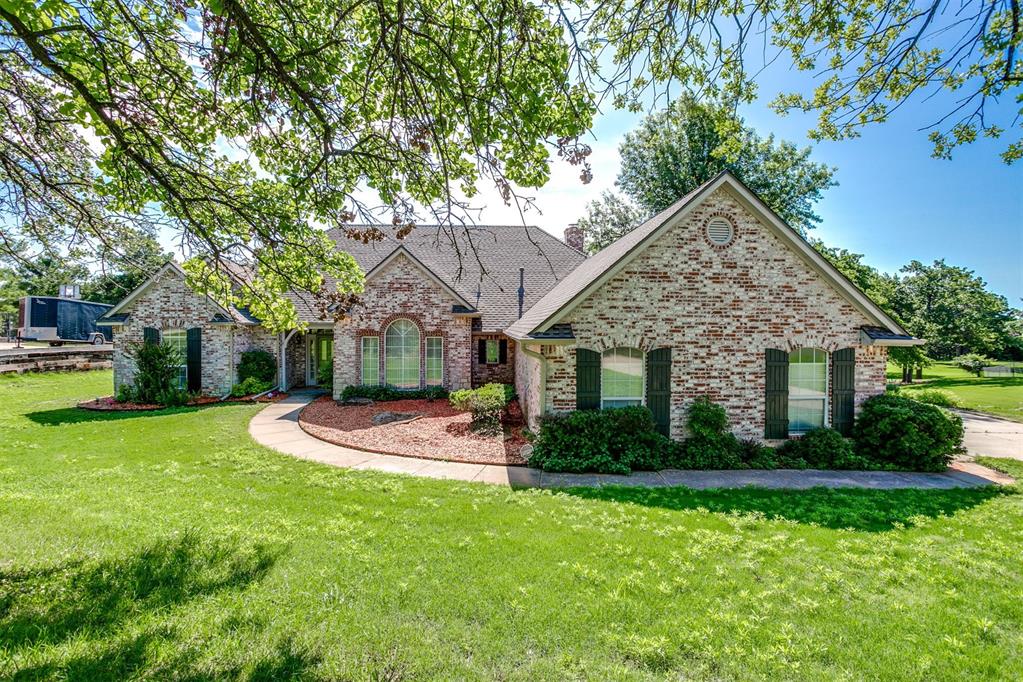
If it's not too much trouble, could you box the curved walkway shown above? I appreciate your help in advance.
[249,393,1012,489]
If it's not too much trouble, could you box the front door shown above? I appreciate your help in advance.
[307,334,333,386]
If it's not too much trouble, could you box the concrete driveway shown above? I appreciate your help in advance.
[959,411,1023,460]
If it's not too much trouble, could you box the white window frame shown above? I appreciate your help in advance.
[361,336,379,386]
[788,347,829,434]
[161,328,188,391]
[384,319,421,389]
[425,336,444,386]
[600,347,646,409]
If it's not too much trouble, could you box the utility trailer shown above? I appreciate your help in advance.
[17,296,114,346]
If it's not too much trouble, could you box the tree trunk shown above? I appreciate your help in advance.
[915,366,923,380]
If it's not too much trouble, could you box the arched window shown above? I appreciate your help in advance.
[601,347,644,408]
[385,319,420,388]
[789,347,827,432]
[161,328,188,390]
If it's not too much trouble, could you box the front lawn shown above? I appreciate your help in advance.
[889,360,1023,421]
[2,371,1022,680]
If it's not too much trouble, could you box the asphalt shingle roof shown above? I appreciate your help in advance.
[290,225,586,330]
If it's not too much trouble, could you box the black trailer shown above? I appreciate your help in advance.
[17,297,114,345]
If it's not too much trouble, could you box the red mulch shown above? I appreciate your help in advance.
[78,392,288,412]
[299,396,528,465]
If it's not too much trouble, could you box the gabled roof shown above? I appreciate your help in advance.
[318,224,586,330]
[506,171,912,340]
[100,261,256,326]
[362,245,476,311]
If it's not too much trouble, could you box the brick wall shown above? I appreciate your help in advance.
[471,333,516,386]
[533,187,888,439]
[112,269,256,396]
[332,253,472,398]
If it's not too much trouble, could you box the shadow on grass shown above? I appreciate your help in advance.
[907,376,1023,390]
[23,401,252,426]
[560,484,1013,531]
[0,531,280,650]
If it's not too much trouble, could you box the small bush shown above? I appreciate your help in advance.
[853,394,963,471]
[449,383,509,434]
[127,341,181,404]
[906,388,962,408]
[115,383,137,403]
[667,397,741,469]
[776,427,870,470]
[231,376,273,398]
[340,384,449,402]
[953,353,992,377]
[529,407,668,474]
[737,438,777,469]
[238,349,277,383]
[317,362,333,391]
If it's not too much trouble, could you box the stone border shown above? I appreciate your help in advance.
[249,393,1014,489]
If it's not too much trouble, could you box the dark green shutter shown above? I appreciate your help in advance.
[832,348,856,436]
[143,327,159,345]
[765,349,789,439]
[498,339,508,364]
[477,339,487,364]
[645,347,672,436]
[186,327,202,393]
[576,348,600,410]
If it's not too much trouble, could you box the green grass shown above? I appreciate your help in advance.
[888,361,1023,421]
[2,371,1022,680]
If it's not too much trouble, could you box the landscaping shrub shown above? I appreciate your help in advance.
[340,384,449,402]
[668,397,741,469]
[906,388,962,408]
[529,407,668,474]
[737,438,777,469]
[238,349,277,383]
[449,383,509,434]
[231,376,273,398]
[317,362,333,391]
[126,341,189,405]
[953,353,992,377]
[775,428,870,470]
[853,394,963,471]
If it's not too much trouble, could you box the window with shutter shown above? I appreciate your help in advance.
[765,349,789,439]
[575,348,601,410]
[832,348,856,436]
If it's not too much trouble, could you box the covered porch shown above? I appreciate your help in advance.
[278,326,334,391]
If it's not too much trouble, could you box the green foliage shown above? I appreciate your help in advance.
[238,350,277,384]
[889,346,932,383]
[231,376,273,398]
[340,384,448,402]
[854,395,964,472]
[316,362,333,391]
[449,383,510,434]
[671,397,741,469]
[776,428,870,470]
[737,438,778,470]
[126,341,186,405]
[529,407,668,474]
[954,353,993,377]
[616,97,835,233]
[577,191,647,253]
[906,389,962,409]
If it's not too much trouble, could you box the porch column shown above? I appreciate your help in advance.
[279,329,299,389]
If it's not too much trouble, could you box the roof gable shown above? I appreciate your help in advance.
[364,246,476,310]
[507,171,909,339]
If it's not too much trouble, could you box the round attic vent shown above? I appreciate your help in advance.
[706,217,734,246]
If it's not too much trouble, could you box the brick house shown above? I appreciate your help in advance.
[101,171,920,440]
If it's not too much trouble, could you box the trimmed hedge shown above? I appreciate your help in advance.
[339,384,449,402]
[853,394,963,472]
[238,349,276,383]
[776,427,870,470]
[449,383,511,434]
[529,407,667,475]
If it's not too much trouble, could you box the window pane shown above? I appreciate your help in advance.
[385,320,420,388]
[361,337,378,386]
[601,347,644,408]
[788,348,826,432]
[162,329,188,390]
[486,339,499,364]
[426,337,443,385]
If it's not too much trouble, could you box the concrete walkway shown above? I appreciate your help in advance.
[958,411,1023,460]
[249,393,1012,489]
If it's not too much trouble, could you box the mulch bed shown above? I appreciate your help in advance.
[78,392,288,412]
[299,396,529,465]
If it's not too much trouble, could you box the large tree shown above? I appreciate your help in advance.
[576,192,648,253]
[616,98,836,232]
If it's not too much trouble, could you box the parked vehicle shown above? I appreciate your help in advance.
[17,296,114,346]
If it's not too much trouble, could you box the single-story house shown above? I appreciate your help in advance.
[100,171,921,440]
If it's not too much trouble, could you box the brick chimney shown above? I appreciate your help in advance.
[564,223,584,251]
